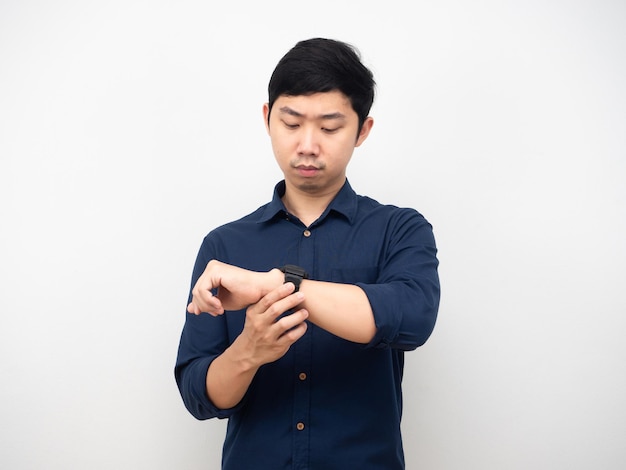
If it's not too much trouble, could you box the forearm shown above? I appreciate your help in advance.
[205,337,260,409]
[205,279,309,409]
[263,268,376,344]
[299,280,376,344]
[191,261,376,345]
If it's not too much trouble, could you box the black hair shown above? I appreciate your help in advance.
[267,38,376,131]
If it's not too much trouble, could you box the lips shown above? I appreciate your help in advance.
[295,165,321,177]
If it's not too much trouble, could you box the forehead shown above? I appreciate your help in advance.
[273,91,356,120]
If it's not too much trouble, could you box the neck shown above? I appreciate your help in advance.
[282,181,342,227]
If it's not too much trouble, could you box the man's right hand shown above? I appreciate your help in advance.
[205,281,308,409]
[235,281,309,368]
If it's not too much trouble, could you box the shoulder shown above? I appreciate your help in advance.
[199,202,270,246]
[353,194,436,249]
[356,193,430,226]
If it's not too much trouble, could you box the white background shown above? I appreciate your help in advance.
[1,1,625,469]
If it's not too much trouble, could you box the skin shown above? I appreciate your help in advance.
[263,91,373,226]
[188,91,376,409]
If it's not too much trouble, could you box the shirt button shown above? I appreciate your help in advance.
[303,229,311,237]
[296,422,305,431]
[299,372,307,381]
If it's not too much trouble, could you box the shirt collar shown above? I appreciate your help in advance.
[258,179,358,224]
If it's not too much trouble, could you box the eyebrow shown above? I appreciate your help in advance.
[278,106,346,121]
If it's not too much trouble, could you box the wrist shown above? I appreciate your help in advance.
[263,268,285,296]
[228,335,264,372]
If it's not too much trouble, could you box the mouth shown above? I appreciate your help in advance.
[295,165,321,177]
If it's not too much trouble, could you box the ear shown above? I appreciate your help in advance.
[262,103,271,134]
[355,116,374,147]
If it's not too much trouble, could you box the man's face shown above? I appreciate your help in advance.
[263,91,373,197]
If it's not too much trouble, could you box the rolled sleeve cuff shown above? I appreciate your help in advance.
[358,281,438,351]
[178,355,243,420]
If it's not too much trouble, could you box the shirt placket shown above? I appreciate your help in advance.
[292,225,315,469]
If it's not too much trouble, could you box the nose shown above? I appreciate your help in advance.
[296,126,320,157]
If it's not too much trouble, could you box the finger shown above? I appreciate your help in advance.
[187,300,224,316]
[190,289,224,313]
[263,291,305,322]
[277,313,309,342]
[276,308,309,335]
[248,282,298,315]
[208,297,225,314]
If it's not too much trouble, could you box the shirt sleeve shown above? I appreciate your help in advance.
[174,235,245,420]
[357,208,440,351]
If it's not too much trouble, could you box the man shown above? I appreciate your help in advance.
[175,38,440,469]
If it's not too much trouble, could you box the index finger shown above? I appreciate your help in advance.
[187,290,224,315]
[249,282,304,318]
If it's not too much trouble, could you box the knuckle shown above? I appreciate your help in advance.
[266,303,285,317]
[261,295,276,310]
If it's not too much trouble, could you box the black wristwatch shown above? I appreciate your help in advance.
[279,265,308,292]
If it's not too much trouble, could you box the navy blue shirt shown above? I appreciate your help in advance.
[175,180,440,469]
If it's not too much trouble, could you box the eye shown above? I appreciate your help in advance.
[282,120,299,130]
[322,127,340,134]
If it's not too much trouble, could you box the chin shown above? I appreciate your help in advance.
[297,182,322,192]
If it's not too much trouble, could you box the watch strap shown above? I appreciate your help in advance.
[279,265,308,292]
